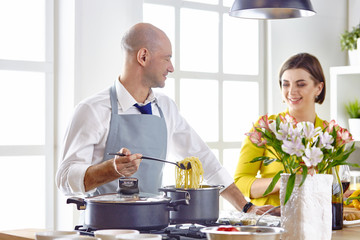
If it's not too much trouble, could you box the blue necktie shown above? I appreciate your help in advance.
[134,103,152,115]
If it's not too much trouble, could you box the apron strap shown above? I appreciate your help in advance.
[110,84,119,115]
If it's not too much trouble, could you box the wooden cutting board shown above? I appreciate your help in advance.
[0,229,44,240]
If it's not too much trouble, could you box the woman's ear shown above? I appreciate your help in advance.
[137,48,149,66]
[317,82,324,96]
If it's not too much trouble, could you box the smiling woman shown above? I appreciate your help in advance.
[234,52,327,207]
[279,53,326,123]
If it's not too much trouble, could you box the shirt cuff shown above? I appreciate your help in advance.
[68,163,95,195]
[205,167,234,193]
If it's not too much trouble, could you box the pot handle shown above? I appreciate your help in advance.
[158,187,177,193]
[167,198,190,211]
[158,188,191,199]
[67,197,86,210]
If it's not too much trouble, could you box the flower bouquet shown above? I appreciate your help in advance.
[246,114,357,204]
[247,114,359,239]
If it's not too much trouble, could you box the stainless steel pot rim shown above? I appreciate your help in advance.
[200,226,285,235]
[85,192,171,203]
[162,185,224,190]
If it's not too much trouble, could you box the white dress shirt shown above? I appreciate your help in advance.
[56,80,234,195]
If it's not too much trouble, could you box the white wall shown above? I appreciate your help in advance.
[74,0,143,104]
[55,0,142,229]
[266,0,347,121]
[349,0,360,30]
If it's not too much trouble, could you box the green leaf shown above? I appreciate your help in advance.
[276,116,281,131]
[263,170,283,196]
[299,166,308,188]
[263,158,277,166]
[250,156,269,163]
[284,173,296,205]
[345,99,360,118]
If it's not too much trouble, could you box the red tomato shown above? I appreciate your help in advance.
[217,226,239,232]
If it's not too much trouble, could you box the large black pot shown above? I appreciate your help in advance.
[160,185,223,224]
[67,178,189,230]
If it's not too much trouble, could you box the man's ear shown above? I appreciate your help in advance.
[137,48,149,66]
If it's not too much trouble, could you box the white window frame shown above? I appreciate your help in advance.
[0,0,55,229]
[143,0,265,164]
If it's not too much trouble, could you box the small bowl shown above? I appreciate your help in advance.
[35,230,79,240]
[201,226,285,240]
[94,229,139,240]
[55,237,101,240]
[54,235,102,240]
[116,233,162,240]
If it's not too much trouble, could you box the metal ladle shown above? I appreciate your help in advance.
[107,153,191,170]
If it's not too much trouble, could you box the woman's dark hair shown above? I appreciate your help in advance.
[278,53,326,104]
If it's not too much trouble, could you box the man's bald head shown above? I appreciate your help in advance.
[121,23,168,55]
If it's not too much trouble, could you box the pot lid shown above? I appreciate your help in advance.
[162,185,224,191]
[85,192,171,204]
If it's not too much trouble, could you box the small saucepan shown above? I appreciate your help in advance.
[160,185,223,224]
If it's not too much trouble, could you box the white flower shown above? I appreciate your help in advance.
[297,122,321,141]
[290,124,302,139]
[269,121,277,133]
[282,137,305,157]
[302,145,323,167]
[275,122,293,141]
[319,131,334,149]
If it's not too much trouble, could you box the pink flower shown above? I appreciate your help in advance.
[323,120,338,133]
[336,127,353,147]
[246,131,267,146]
[257,115,270,130]
[280,113,297,124]
[285,114,297,124]
[256,115,275,132]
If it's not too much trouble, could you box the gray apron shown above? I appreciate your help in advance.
[95,84,168,195]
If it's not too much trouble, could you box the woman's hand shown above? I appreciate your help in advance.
[249,204,281,216]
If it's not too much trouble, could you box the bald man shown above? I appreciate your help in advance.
[56,23,274,214]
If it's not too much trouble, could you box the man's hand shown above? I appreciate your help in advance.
[113,148,142,177]
[84,148,142,192]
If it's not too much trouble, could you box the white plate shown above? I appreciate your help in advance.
[344,219,360,227]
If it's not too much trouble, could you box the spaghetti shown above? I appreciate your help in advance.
[175,156,204,189]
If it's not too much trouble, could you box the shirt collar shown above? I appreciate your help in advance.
[115,80,157,112]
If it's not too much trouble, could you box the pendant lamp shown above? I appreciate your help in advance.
[229,0,316,19]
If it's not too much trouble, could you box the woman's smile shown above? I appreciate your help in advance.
[287,97,302,104]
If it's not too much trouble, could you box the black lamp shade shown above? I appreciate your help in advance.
[229,0,316,19]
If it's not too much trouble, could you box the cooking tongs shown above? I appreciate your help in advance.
[107,153,191,170]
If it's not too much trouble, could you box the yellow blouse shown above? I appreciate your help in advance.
[234,111,325,206]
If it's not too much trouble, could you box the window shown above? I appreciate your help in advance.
[144,0,264,210]
[0,0,54,230]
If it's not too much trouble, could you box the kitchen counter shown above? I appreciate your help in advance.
[2,227,360,239]
[332,225,360,239]
[0,229,43,240]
